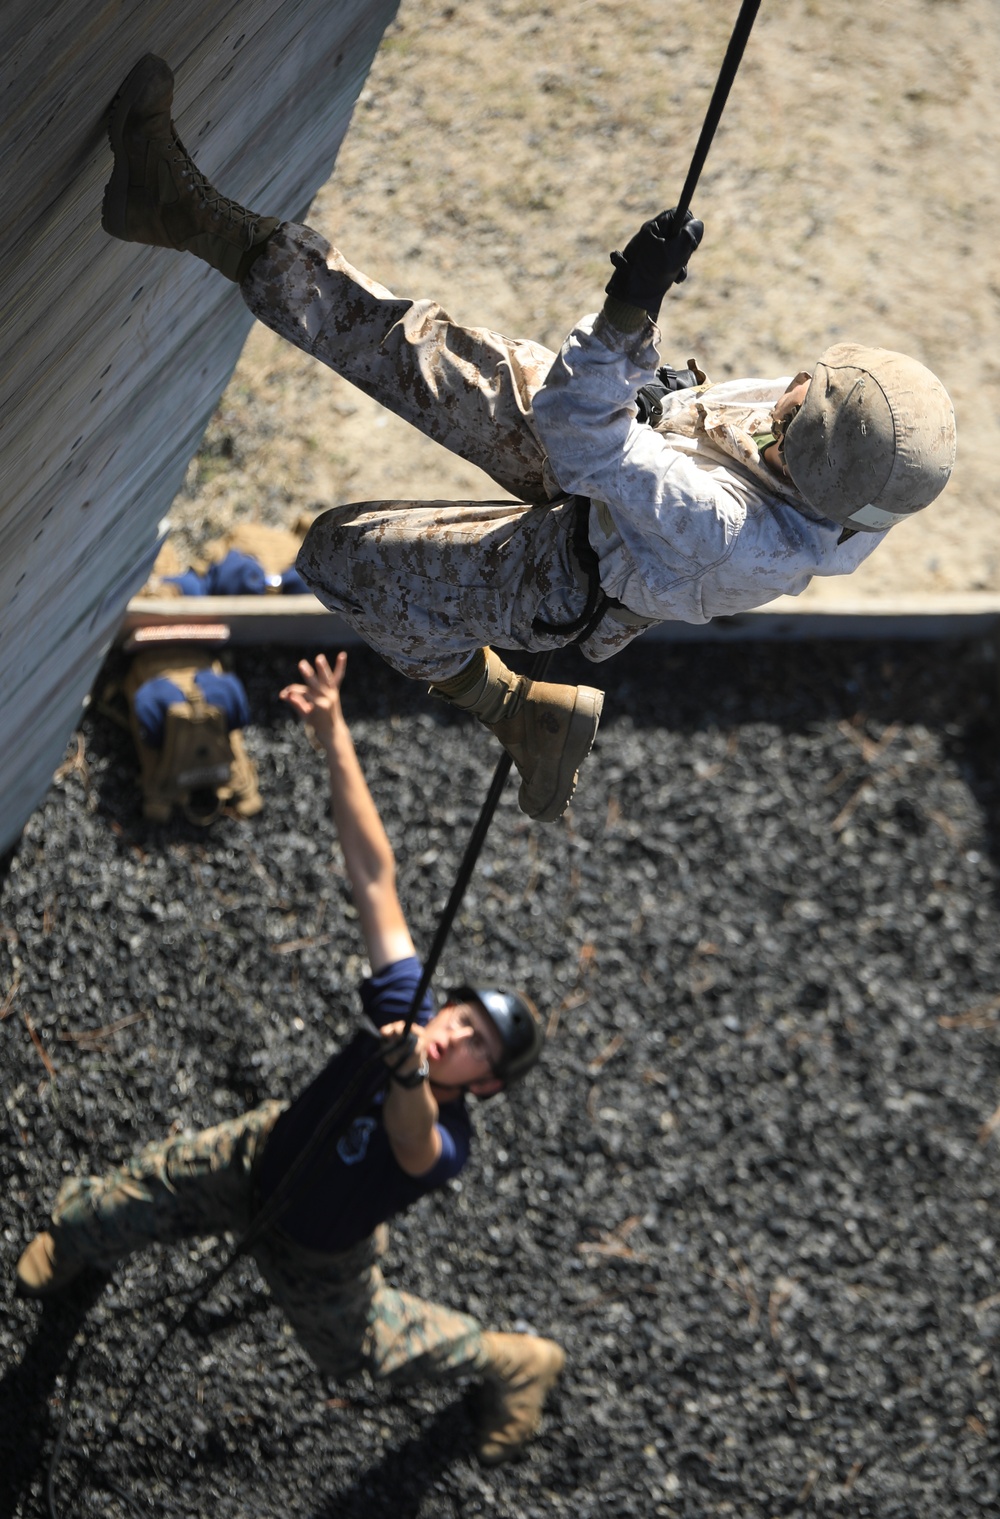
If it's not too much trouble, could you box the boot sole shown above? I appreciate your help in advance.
[102,54,174,239]
[529,686,604,824]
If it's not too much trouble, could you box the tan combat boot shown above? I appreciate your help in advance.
[476,1331,566,1465]
[15,1232,83,1298]
[431,648,603,822]
[102,54,279,282]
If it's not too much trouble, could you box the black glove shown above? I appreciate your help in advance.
[605,208,705,320]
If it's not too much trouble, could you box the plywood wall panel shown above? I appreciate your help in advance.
[0,0,399,856]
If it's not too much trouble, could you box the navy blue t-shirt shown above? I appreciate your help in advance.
[255,957,472,1253]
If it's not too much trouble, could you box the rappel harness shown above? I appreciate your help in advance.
[530,498,624,646]
[46,5,764,1515]
[531,359,710,649]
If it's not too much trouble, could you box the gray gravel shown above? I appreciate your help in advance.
[2,637,1000,1518]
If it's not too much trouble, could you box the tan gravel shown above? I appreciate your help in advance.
[170,0,1000,603]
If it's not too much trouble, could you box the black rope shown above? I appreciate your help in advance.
[221,0,769,1364]
[400,648,554,1035]
[672,0,762,228]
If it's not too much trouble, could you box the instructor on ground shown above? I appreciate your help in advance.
[100,56,957,821]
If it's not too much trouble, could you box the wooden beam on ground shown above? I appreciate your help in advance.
[121,591,1000,648]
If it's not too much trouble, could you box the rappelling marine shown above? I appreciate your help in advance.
[100,55,956,821]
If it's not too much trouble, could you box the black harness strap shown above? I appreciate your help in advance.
[399,648,555,1034]
[531,497,620,646]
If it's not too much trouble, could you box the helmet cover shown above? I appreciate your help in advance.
[782,343,956,532]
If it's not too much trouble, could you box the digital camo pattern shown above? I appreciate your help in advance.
[296,495,626,682]
[242,225,646,680]
[50,1101,284,1262]
[49,1103,487,1386]
[242,223,560,505]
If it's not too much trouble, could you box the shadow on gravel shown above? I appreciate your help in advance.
[938,680,1000,872]
[0,1274,107,1519]
[308,1399,472,1519]
[574,632,1000,872]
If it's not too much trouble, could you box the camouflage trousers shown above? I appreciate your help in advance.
[242,224,643,681]
[49,1102,489,1386]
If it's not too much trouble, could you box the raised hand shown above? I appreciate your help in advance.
[280,651,347,750]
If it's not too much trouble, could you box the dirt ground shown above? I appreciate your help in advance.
[169,0,999,602]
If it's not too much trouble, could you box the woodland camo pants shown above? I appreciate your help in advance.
[49,1102,489,1385]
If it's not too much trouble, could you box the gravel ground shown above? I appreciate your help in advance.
[3,636,1000,1518]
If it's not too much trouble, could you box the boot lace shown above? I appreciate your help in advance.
[168,133,263,248]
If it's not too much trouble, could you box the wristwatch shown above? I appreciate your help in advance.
[391,1058,430,1089]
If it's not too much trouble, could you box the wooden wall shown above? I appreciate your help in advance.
[0,0,398,855]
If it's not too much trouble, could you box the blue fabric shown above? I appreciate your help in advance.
[132,671,250,747]
[256,957,471,1253]
[165,569,207,597]
[279,566,309,595]
[165,551,270,597]
[204,550,268,596]
[132,677,186,747]
[193,670,251,731]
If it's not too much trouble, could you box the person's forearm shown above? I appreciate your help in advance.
[383,1078,442,1175]
[530,316,659,501]
[321,718,395,894]
[284,654,413,971]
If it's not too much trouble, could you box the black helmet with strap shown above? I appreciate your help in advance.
[449,986,544,1085]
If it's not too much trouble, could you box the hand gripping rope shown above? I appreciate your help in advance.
[44,6,763,1513]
